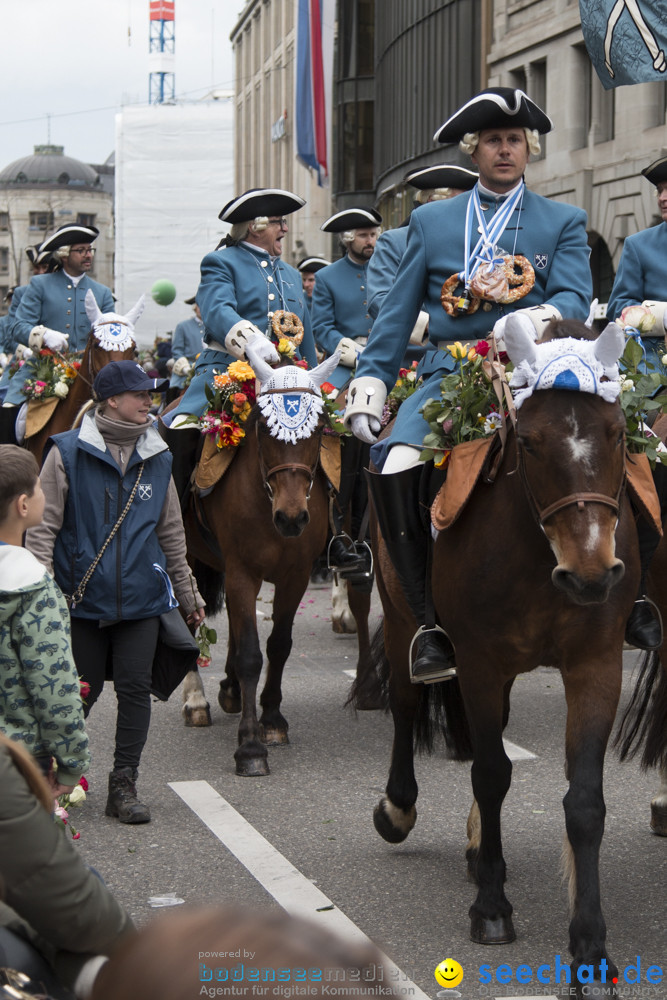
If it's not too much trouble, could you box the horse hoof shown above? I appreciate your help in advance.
[218,688,241,714]
[261,727,289,746]
[373,798,416,843]
[650,801,667,836]
[469,912,516,944]
[183,705,212,727]
[332,615,357,635]
[235,757,270,777]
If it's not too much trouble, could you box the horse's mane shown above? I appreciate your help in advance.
[539,317,596,342]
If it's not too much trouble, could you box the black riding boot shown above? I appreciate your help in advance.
[625,463,667,650]
[160,424,201,505]
[366,465,456,683]
[105,767,150,824]
[0,406,17,446]
[328,436,372,577]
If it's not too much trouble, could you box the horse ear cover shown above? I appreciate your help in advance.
[502,314,538,368]
[84,288,104,327]
[594,322,626,368]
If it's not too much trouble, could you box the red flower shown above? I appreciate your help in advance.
[474,340,490,357]
[79,775,89,791]
[398,368,409,378]
[294,359,309,370]
[79,679,91,701]
[39,348,55,357]
[320,382,335,395]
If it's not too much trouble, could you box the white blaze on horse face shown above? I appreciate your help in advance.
[563,411,595,474]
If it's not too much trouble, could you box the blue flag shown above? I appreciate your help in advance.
[580,0,667,88]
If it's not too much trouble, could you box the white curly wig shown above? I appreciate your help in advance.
[231,216,270,241]
[460,127,541,156]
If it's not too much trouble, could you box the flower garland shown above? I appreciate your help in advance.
[186,360,257,450]
[21,348,81,401]
[420,340,509,468]
[617,334,667,466]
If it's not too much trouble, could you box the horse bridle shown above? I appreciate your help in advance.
[516,435,626,530]
[255,387,324,502]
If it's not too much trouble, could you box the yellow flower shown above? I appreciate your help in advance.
[434,450,451,469]
[447,342,467,360]
[277,338,296,357]
[227,361,255,382]
[467,347,478,361]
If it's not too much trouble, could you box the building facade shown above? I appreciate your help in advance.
[230,0,333,265]
[0,145,114,312]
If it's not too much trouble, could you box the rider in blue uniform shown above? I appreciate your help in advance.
[163,189,317,498]
[368,164,478,366]
[169,296,205,391]
[606,155,667,650]
[344,88,593,682]
[297,257,331,317]
[311,209,382,579]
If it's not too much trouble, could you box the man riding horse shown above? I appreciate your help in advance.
[343,87,596,682]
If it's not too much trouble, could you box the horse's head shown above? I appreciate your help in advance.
[505,317,627,604]
[246,345,340,538]
[84,289,144,377]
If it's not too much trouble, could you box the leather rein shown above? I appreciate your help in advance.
[255,386,323,501]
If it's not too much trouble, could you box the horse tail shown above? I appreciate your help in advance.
[415,678,474,761]
[614,651,667,769]
[345,621,390,709]
[193,559,225,616]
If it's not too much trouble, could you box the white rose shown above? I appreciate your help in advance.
[619,305,656,334]
[54,380,70,398]
[67,784,86,805]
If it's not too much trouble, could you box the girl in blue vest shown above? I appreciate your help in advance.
[26,361,205,824]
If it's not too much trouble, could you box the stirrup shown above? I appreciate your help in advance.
[625,596,663,651]
[327,532,367,573]
[408,624,457,685]
[337,539,374,587]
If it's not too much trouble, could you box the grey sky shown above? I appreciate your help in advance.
[0,0,241,168]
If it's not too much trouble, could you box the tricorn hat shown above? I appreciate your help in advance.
[184,296,197,305]
[404,164,478,190]
[642,156,667,187]
[433,88,553,145]
[39,224,100,253]
[320,207,382,233]
[218,189,306,224]
[297,257,331,273]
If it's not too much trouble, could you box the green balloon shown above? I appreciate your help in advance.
[151,279,177,306]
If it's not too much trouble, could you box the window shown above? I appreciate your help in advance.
[29,211,54,231]
[0,212,8,231]
[0,249,8,274]
[76,213,96,227]
[340,100,374,193]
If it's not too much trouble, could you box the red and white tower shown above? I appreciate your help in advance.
[149,0,175,104]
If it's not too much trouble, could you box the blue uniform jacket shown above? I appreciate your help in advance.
[169,316,205,388]
[357,186,592,449]
[5,272,115,405]
[607,222,667,372]
[169,243,317,419]
[311,255,374,390]
[367,226,427,367]
[50,414,174,622]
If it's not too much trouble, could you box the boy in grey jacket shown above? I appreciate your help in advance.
[0,445,90,791]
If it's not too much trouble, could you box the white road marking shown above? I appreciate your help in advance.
[170,780,430,1000]
[342,671,537,762]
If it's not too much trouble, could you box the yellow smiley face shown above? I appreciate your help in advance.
[434,958,464,989]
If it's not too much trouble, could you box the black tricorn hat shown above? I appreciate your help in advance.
[404,164,478,191]
[297,256,331,273]
[39,224,100,252]
[642,156,667,187]
[184,296,197,305]
[320,207,382,233]
[218,189,306,223]
[433,88,553,145]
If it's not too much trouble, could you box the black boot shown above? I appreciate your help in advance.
[0,406,17,446]
[105,767,151,824]
[366,465,456,683]
[625,472,665,650]
[160,423,201,505]
[328,436,372,577]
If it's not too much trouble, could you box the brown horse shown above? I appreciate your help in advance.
[181,349,379,776]
[23,291,143,464]
[368,318,647,983]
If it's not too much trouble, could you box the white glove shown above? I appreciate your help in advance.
[0,353,8,370]
[350,413,381,444]
[336,337,361,367]
[43,328,70,351]
[14,344,34,361]
[641,301,667,335]
[249,335,280,365]
[172,356,191,376]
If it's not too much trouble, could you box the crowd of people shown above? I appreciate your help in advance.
[1,84,667,995]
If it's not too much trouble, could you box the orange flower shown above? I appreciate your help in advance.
[227,360,255,382]
[213,372,231,388]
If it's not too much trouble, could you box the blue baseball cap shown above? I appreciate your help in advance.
[93,361,169,400]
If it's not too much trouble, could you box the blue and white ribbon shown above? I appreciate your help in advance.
[460,183,525,288]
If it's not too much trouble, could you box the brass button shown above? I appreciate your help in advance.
[483,302,492,312]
